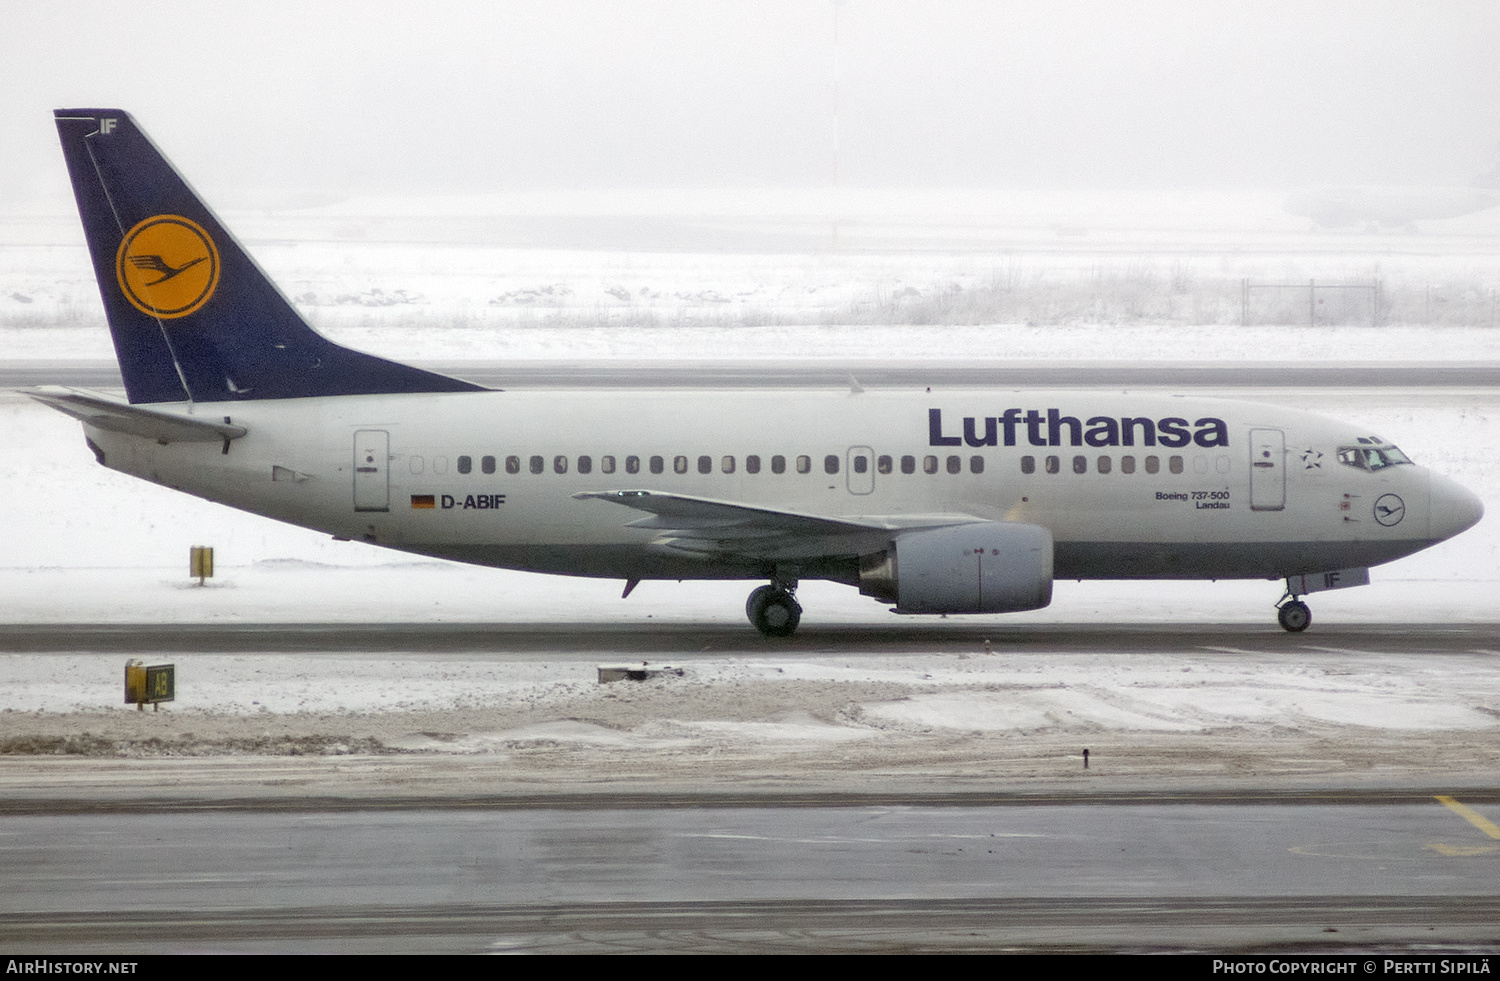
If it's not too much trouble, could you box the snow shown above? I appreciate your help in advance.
[12,322,1500,366]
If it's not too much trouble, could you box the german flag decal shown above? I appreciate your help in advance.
[411,494,435,509]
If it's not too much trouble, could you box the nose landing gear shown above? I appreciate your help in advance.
[746,582,801,637]
[1276,596,1312,632]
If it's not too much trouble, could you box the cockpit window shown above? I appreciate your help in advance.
[1338,445,1413,471]
[1366,446,1412,469]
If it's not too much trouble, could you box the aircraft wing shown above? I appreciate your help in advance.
[573,489,978,561]
[25,387,247,444]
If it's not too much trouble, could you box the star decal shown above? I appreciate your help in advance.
[1300,448,1323,469]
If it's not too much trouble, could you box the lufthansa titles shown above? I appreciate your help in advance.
[929,407,1229,449]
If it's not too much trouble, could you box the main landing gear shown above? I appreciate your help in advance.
[746,582,801,638]
[1276,594,1312,633]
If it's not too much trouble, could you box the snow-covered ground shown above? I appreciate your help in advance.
[12,321,1500,366]
[1,207,1497,787]
[3,636,1497,796]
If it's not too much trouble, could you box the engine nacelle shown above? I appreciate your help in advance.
[859,522,1053,614]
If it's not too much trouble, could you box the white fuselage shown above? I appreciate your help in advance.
[83,387,1477,589]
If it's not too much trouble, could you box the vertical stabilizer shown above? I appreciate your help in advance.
[54,110,484,404]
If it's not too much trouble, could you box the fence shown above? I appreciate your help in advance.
[1242,280,1381,327]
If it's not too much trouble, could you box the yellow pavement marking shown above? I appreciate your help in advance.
[1425,842,1500,856]
[1436,795,1500,839]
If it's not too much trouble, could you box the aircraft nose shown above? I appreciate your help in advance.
[1429,472,1484,542]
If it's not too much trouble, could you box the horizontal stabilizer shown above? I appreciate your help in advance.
[26,387,246,444]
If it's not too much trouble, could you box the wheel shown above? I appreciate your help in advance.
[746,584,776,621]
[747,586,802,637]
[1277,600,1311,633]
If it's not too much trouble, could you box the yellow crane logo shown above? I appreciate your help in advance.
[115,214,220,318]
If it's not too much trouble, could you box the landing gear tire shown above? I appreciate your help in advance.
[1277,600,1311,633]
[746,584,802,638]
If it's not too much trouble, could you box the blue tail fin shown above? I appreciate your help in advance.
[54,110,485,404]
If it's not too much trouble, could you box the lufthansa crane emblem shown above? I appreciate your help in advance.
[115,214,220,318]
[1374,493,1405,527]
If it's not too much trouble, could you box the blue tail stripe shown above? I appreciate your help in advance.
[55,110,486,404]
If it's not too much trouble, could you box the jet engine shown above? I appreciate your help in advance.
[858,522,1053,614]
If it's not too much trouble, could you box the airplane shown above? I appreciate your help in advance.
[30,109,1485,636]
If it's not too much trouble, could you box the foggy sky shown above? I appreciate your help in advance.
[3,0,1499,203]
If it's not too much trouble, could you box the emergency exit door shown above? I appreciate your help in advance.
[847,446,875,495]
[353,430,390,512]
[1249,428,1285,511]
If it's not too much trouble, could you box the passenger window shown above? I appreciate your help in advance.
[970,455,984,474]
[722,456,735,474]
[923,455,938,474]
[1169,455,1184,474]
[853,456,868,474]
[553,455,568,474]
[1021,455,1035,474]
[529,455,543,475]
[457,455,472,475]
[1097,456,1111,474]
[674,455,688,474]
[825,455,840,475]
[877,455,892,475]
[626,455,640,475]
[746,455,761,474]
[1144,455,1160,475]
[409,455,424,475]
[1045,455,1060,474]
[650,455,664,475]
[601,455,616,474]
[796,455,811,474]
[1215,455,1230,474]
[1121,455,1135,474]
[772,455,787,474]
[577,455,592,475]
[1193,455,1208,474]
[1072,455,1087,475]
[697,455,712,474]
[482,455,496,475]
[506,455,520,475]
[433,456,448,475]
[946,455,961,474]
[901,455,916,475]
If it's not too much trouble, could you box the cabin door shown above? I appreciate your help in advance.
[353,430,390,512]
[1249,428,1285,511]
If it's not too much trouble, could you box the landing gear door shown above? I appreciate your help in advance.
[1249,428,1285,511]
[847,446,874,495]
[354,430,390,512]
